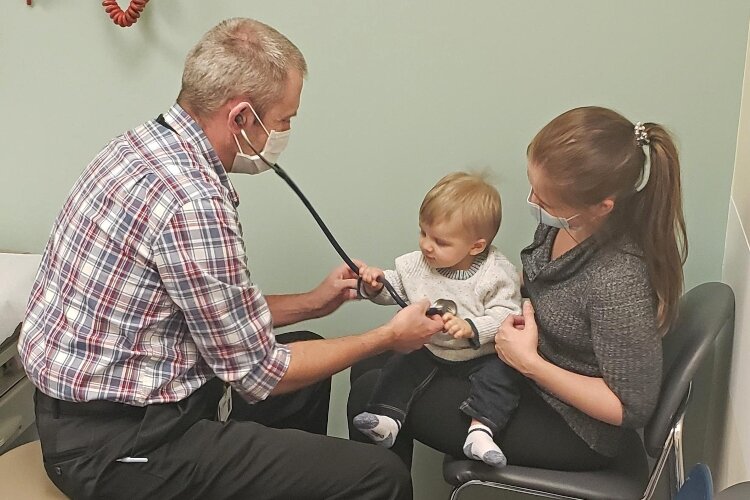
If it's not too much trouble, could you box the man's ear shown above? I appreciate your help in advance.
[227,101,254,134]
[469,238,487,256]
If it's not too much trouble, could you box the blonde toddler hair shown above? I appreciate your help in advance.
[419,172,502,242]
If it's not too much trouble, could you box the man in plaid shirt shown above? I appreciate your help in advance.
[20,18,442,500]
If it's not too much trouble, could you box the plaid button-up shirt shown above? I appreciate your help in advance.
[19,104,290,405]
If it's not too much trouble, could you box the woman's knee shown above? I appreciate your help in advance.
[350,352,392,383]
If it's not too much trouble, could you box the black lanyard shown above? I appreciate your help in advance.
[153,113,240,207]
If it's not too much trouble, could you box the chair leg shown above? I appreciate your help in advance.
[448,480,577,499]
[450,480,477,500]
[673,415,685,488]
[642,423,678,500]
[667,449,678,500]
[664,414,687,500]
[450,485,462,500]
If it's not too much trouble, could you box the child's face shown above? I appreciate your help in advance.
[419,217,485,270]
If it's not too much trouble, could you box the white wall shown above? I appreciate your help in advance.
[719,19,750,490]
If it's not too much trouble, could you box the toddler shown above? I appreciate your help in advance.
[353,172,522,467]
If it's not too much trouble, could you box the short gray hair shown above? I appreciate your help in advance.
[178,18,307,117]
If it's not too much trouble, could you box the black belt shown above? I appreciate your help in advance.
[35,389,148,419]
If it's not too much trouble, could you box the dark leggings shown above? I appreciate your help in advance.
[347,354,612,471]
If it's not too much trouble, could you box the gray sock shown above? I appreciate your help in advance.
[463,423,507,468]
[353,412,401,449]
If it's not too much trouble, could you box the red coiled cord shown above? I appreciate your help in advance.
[102,0,150,28]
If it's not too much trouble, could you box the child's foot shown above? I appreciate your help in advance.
[353,412,401,448]
[463,423,507,467]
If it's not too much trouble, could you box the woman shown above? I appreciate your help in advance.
[348,106,688,470]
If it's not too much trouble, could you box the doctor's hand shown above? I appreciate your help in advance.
[442,313,473,339]
[387,299,443,353]
[310,261,361,318]
[495,300,542,377]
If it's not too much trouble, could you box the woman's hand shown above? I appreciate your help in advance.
[495,300,542,376]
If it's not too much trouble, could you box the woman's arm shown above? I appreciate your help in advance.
[586,265,661,428]
[523,353,623,425]
[496,302,624,425]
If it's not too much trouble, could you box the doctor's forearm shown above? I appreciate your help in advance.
[270,325,394,395]
[265,293,319,327]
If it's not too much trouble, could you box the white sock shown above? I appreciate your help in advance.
[353,412,401,448]
[463,423,507,467]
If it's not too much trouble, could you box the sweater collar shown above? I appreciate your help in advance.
[521,225,601,282]
[436,248,490,280]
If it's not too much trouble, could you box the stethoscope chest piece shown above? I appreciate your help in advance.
[426,299,457,316]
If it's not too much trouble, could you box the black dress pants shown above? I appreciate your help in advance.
[34,331,411,500]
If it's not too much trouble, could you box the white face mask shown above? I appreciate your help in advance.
[527,189,579,229]
[231,104,291,175]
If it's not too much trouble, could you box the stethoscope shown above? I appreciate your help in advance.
[155,114,457,317]
[245,141,458,317]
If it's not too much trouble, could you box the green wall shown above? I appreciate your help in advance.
[3,2,749,498]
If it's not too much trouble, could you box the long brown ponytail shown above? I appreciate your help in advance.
[631,123,687,332]
[528,107,688,333]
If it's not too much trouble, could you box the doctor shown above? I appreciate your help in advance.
[19,17,442,500]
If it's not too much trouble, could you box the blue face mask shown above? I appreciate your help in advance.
[527,190,579,229]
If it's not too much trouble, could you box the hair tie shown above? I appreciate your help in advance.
[634,122,650,147]
[634,122,651,192]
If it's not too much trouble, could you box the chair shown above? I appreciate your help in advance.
[675,464,713,500]
[0,441,68,499]
[443,282,735,500]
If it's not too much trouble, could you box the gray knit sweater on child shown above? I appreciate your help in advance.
[366,247,522,362]
[522,224,662,457]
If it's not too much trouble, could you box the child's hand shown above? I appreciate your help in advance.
[359,264,385,296]
[443,313,473,339]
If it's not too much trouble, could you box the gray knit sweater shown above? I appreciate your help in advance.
[366,247,522,361]
[521,224,662,457]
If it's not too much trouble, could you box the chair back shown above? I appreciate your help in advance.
[644,282,734,457]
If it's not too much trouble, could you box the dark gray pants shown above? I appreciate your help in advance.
[35,331,411,500]
[365,348,522,434]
